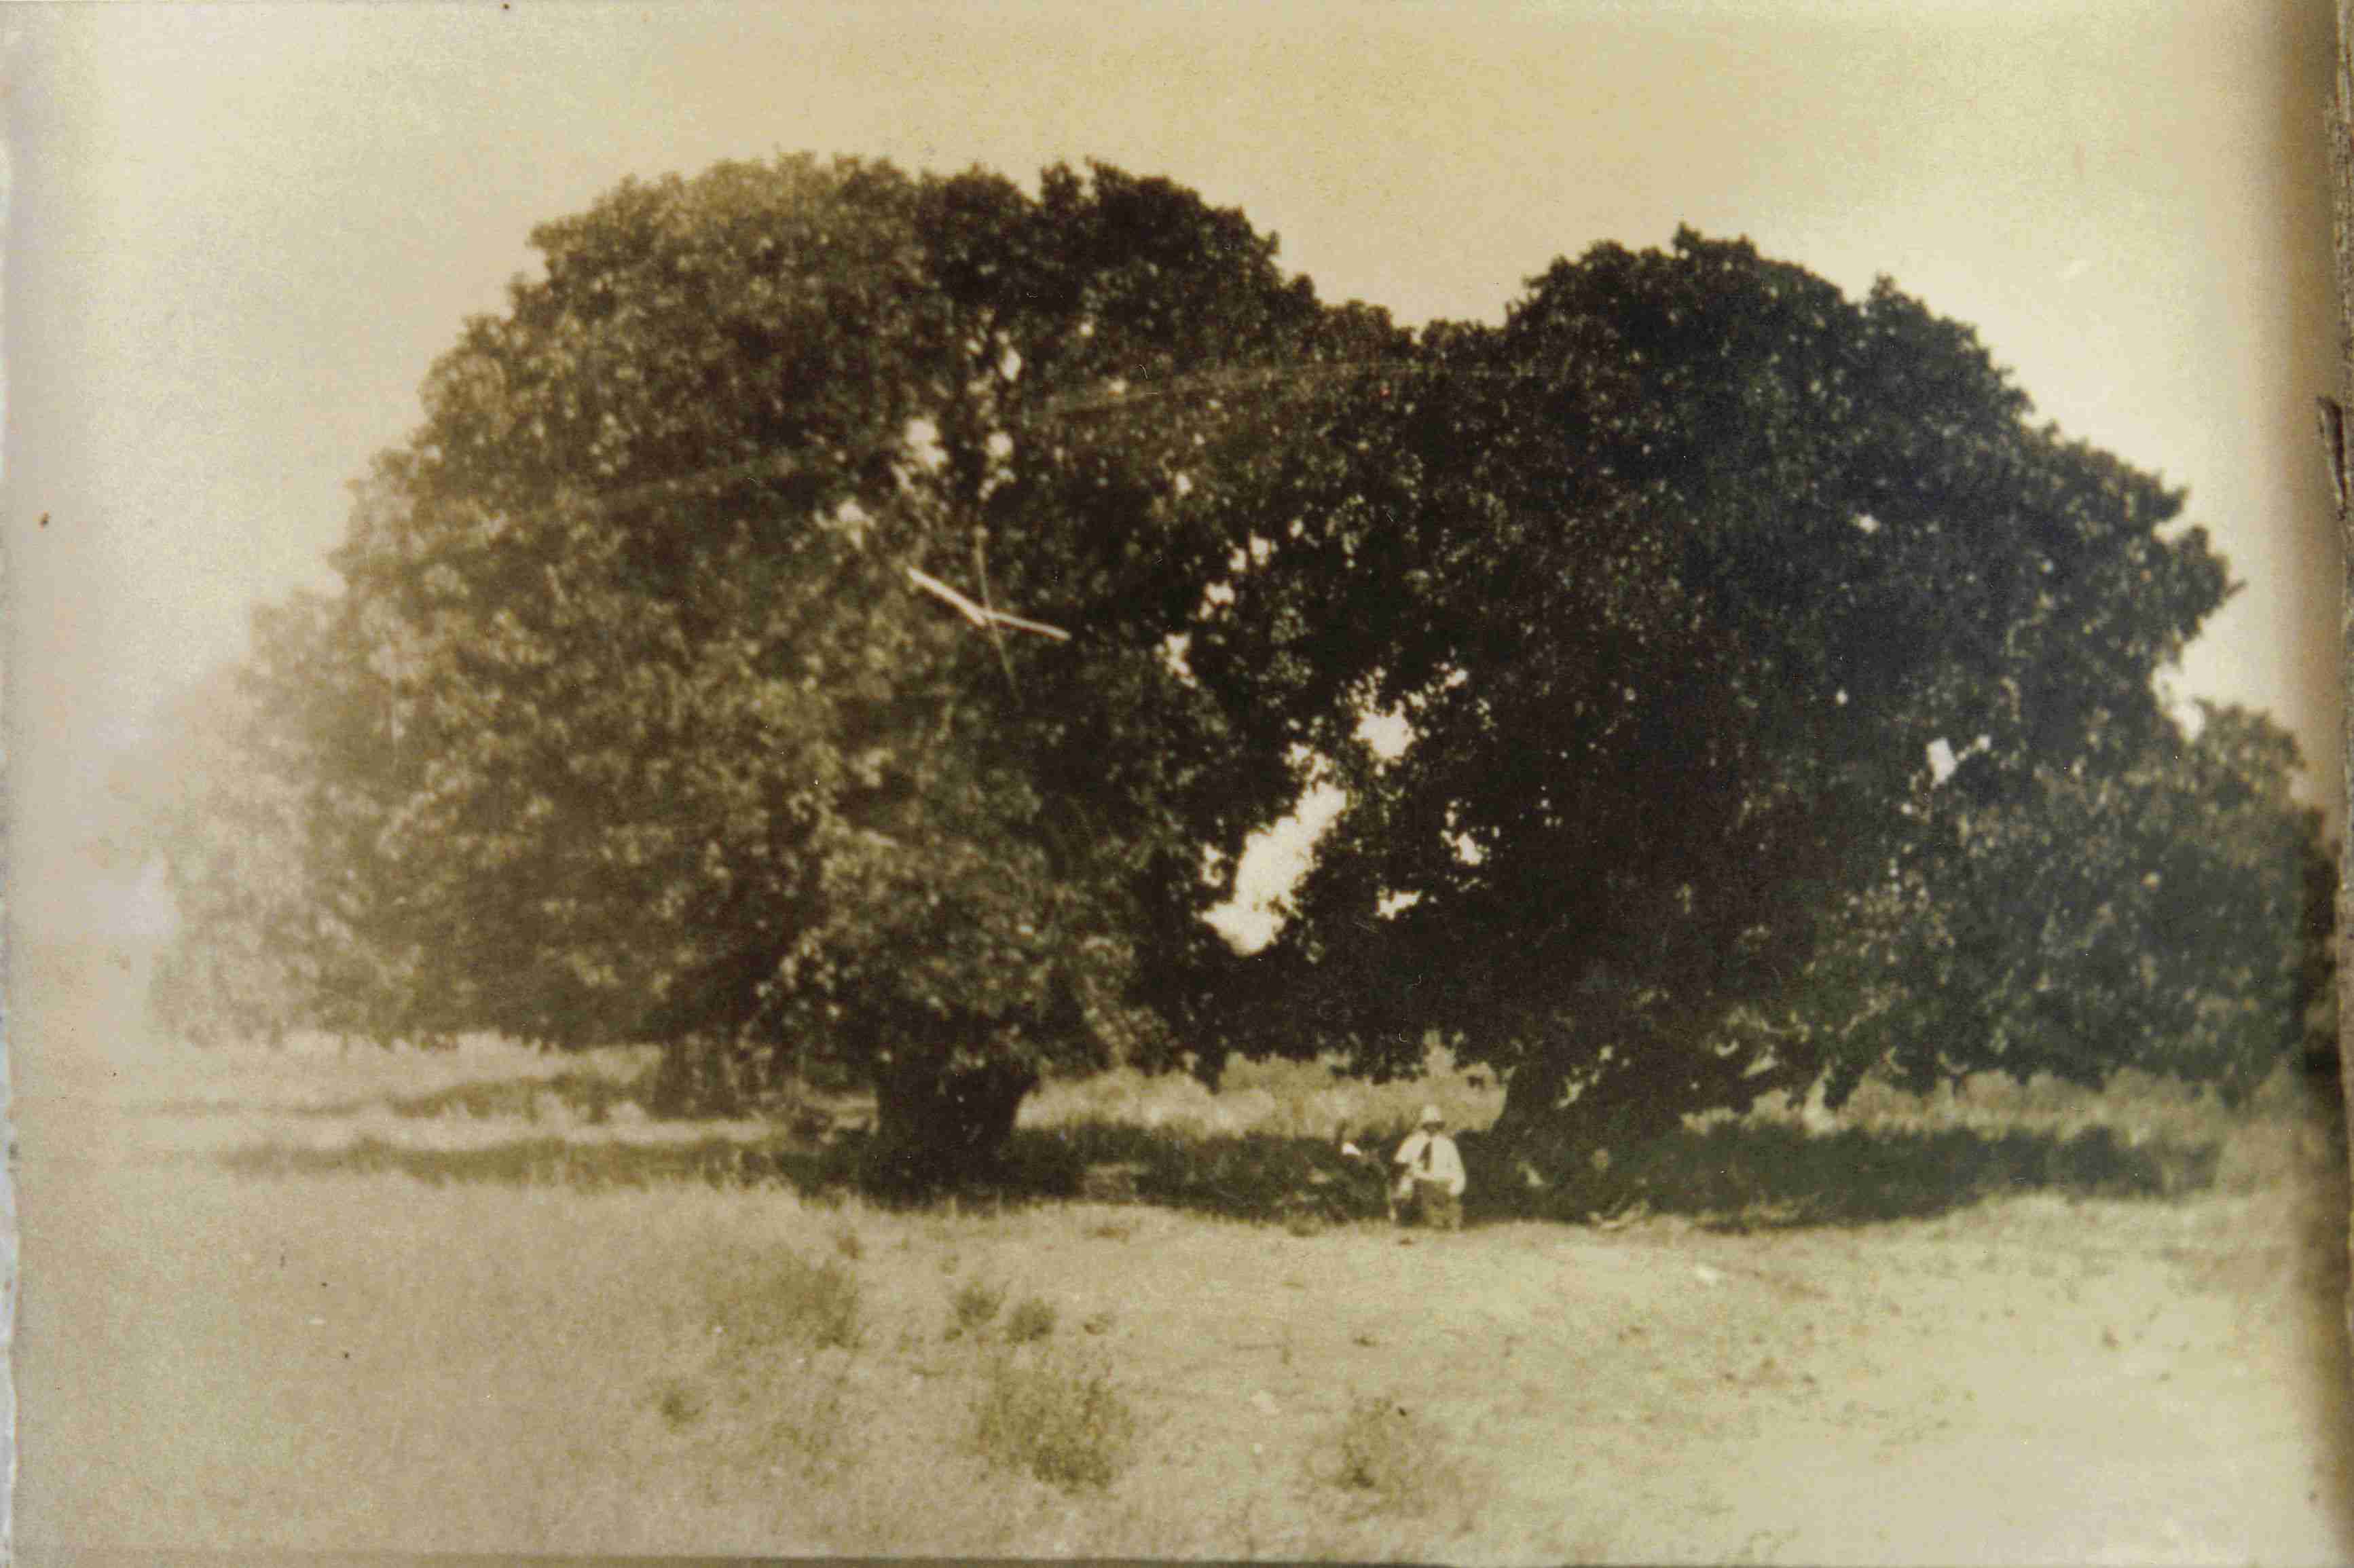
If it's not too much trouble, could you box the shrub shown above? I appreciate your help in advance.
[1321,1393,1458,1516]
[703,1247,863,1353]
[648,1374,705,1431]
[1482,1112,2228,1229]
[969,1352,1139,1491]
[1005,1119,1393,1225]
[946,1277,1006,1340]
[1004,1295,1057,1344]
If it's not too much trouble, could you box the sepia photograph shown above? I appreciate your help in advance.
[7,2,2350,1561]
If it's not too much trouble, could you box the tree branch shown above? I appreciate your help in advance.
[906,565,1072,641]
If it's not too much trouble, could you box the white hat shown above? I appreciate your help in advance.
[1418,1104,1445,1127]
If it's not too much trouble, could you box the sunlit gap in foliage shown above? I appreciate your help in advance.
[1202,702,1416,954]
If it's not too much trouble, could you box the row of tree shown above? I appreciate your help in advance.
[130,157,2335,1183]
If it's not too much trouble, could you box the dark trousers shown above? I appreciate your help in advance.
[1394,1176,1462,1230]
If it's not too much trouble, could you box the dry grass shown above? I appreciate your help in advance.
[1318,1392,1471,1519]
[18,1166,1139,1555]
[969,1349,1140,1490]
[946,1275,1008,1340]
[1019,1045,1504,1140]
[112,1027,661,1119]
[20,1108,2351,1561]
[702,1244,866,1353]
[1004,1294,1059,1344]
[14,956,2350,1563]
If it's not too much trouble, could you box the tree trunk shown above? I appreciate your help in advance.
[1488,1013,1695,1168]
[1488,1048,1577,1150]
[646,1034,768,1119]
[867,1052,1038,1191]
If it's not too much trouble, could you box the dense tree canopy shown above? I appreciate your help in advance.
[250,156,1408,1169]
[1799,705,2336,1110]
[146,170,2329,1184]
[1232,231,2254,1151]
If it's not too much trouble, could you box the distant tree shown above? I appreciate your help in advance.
[112,596,346,1047]
[263,156,1406,1177]
[1231,231,2238,1155]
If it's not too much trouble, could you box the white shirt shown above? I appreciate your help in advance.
[1392,1128,1467,1197]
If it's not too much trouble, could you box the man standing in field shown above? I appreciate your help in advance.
[1391,1105,1467,1229]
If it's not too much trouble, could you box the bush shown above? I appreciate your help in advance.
[1320,1392,1458,1516]
[703,1247,863,1353]
[1479,1115,2226,1229]
[1004,1295,1057,1344]
[970,1352,1139,1491]
[648,1374,705,1431]
[946,1277,1006,1340]
[1003,1120,1395,1225]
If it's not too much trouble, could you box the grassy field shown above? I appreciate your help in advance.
[14,946,2354,1563]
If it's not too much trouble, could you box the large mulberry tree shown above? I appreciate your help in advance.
[1236,231,2245,1154]
[278,157,1407,1174]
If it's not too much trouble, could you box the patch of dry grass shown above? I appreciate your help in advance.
[1019,1044,1505,1141]
[969,1349,1140,1490]
[16,1165,1110,1555]
[1004,1294,1059,1344]
[702,1244,865,1352]
[1317,1392,1468,1518]
[115,1028,660,1119]
[946,1275,1007,1340]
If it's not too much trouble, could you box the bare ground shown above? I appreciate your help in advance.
[12,988,2353,1563]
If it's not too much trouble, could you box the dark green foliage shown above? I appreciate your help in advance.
[1226,229,2268,1151]
[145,166,2326,1186]
[166,155,1409,1178]
[1799,705,2338,1112]
[1484,1117,2218,1227]
[997,1119,1398,1222]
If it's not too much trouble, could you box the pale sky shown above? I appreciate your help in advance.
[6,0,2340,939]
